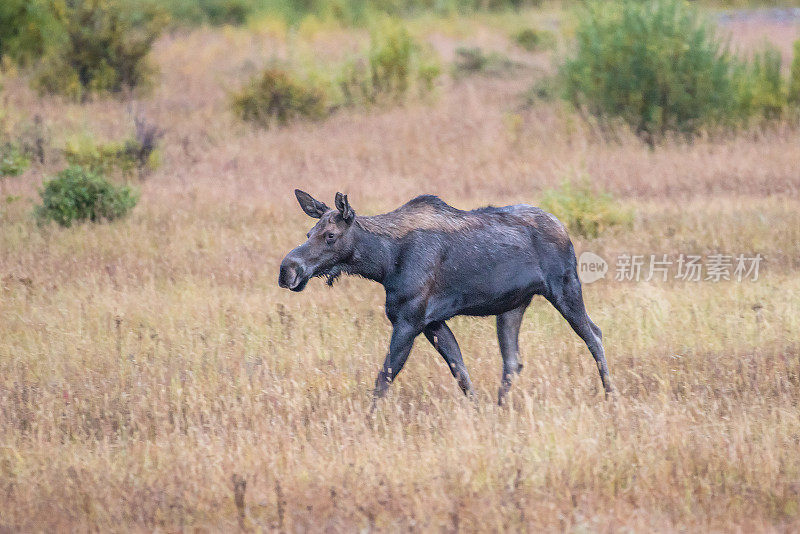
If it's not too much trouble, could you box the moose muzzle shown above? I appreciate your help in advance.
[278,258,309,292]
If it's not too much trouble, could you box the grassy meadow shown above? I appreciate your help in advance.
[2,4,800,532]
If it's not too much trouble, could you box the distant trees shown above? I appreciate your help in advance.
[1,0,166,100]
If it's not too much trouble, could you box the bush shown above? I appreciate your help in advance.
[64,119,163,180]
[191,0,254,24]
[560,0,741,141]
[234,21,440,126]
[512,27,554,52]
[522,75,558,105]
[0,0,61,65]
[735,45,787,121]
[64,136,137,178]
[16,115,49,165]
[232,67,329,128]
[788,40,800,105]
[33,0,167,100]
[260,0,372,26]
[0,143,30,177]
[193,1,543,27]
[128,115,165,177]
[34,166,139,227]
[369,22,414,97]
[337,21,440,106]
[137,0,255,25]
[539,180,632,239]
[0,112,46,173]
[453,46,520,77]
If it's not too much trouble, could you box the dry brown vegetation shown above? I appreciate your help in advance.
[1,9,800,532]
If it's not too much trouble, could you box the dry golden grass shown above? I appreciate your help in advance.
[1,10,800,532]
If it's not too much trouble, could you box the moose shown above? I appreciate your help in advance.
[278,190,613,405]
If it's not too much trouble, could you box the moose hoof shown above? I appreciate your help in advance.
[497,387,508,407]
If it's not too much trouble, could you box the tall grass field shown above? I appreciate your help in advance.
[1,1,800,531]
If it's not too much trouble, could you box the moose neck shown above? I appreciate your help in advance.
[345,223,397,285]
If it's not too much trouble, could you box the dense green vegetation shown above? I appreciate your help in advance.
[0,142,30,177]
[231,67,330,127]
[233,21,440,127]
[559,0,800,141]
[1,0,166,100]
[539,179,633,239]
[788,39,800,104]
[453,46,520,77]
[512,27,554,51]
[157,0,545,26]
[0,0,61,65]
[34,166,139,227]
[64,123,163,181]
[0,113,46,176]
[34,0,167,100]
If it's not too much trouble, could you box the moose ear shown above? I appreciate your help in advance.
[295,189,329,219]
[334,192,355,223]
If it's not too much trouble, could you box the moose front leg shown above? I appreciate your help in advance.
[424,321,474,396]
[374,320,422,399]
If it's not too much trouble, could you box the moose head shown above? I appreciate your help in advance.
[278,190,356,292]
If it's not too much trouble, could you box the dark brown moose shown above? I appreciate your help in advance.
[279,190,613,405]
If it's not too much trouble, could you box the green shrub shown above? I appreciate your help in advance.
[512,27,554,52]
[66,136,127,174]
[232,67,329,127]
[64,120,163,180]
[560,0,742,141]
[735,45,787,121]
[453,46,520,77]
[16,115,49,165]
[233,21,439,126]
[336,58,374,106]
[539,180,633,239]
[369,22,439,100]
[64,137,138,178]
[34,166,139,227]
[83,1,548,29]
[0,143,30,177]
[0,0,61,65]
[128,115,164,178]
[337,21,440,106]
[138,0,256,25]
[369,22,413,97]
[209,0,542,26]
[0,112,46,172]
[262,0,372,26]
[193,0,254,24]
[522,75,558,105]
[789,40,800,105]
[33,0,167,100]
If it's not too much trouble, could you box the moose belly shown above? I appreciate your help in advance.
[426,258,545,320]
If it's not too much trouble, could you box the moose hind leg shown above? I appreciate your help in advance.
[424,321,474,396]
[496,303,529,406]
[548,273,613,395]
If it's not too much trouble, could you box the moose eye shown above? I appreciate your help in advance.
[325,232,336,244]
